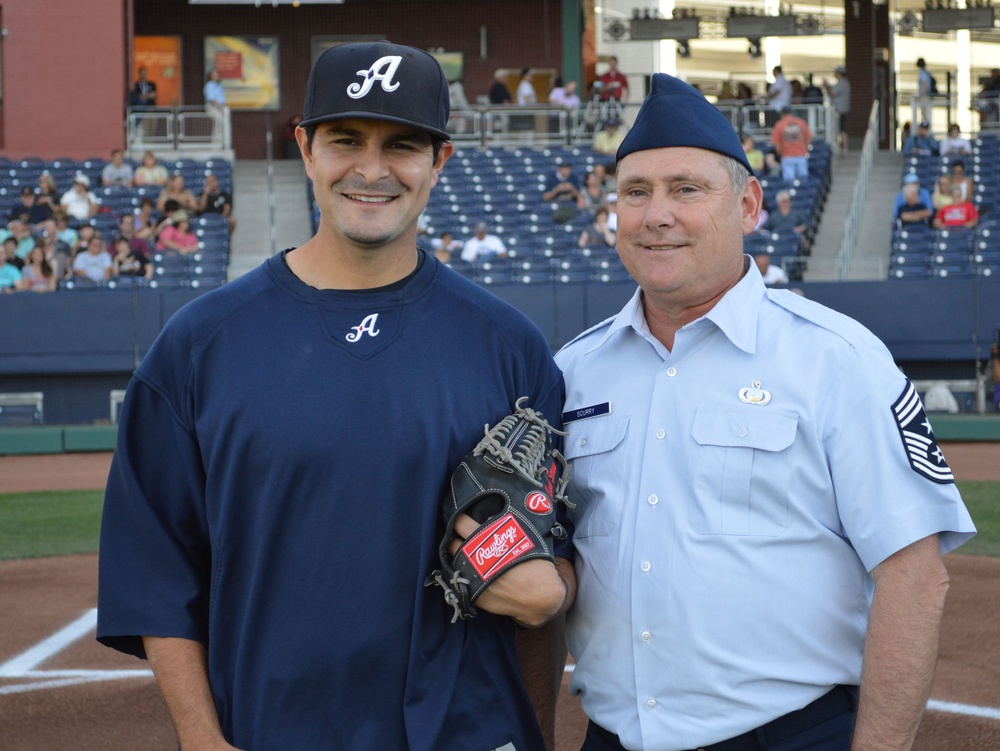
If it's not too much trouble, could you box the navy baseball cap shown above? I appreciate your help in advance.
[300,41,450,141]
[617,73,752,174]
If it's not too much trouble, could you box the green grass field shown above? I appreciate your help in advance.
[1,483,998,562]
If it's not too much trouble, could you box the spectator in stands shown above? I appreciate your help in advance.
[157,173,199,215]
[430,231,463,264]
[916,58,933,125]
[2,235,23,269]
[742,135,765,174]
[8,186,52,230]
[577,206,616,249]
[592,161,616,194]
[822,66,851,152]
[460,221,507,262]
[36,172,60,213]
[102,149,134,187]
[789,78,804,104]
[593,118,625,156]
[931,175,955,210]
[52,211,78,250]
[112,235,154,280]
[893,173,933,219]
[134,151,169,187]
[204,67,226,109]
[754,252,789,285]
[902,119,938,157]
[0,239,24,292]
[973,68,1000,129]
[129,67,158,108]
[133,197,159,244]
[3,219,37,262]
[770,106,811,182]
[21,240,57,292]
[949,160,974,202]
[197,172,236,235]
[72,233,112,283]
[516,68,536,106]
[580,169,609,213]
[73,224,97,258]
[762,189,808,240]
[933,185,979,230]
[597,55,629,102]
[41,221,72,283]
[766,65,792,119]
[895,183,933,227]
[548,79,581,111]
[156,210,200,255]
[488,69,512,105]
[939,124,971,156]
[60,174,100,222]
[116,214,151,258]
[543,160,583,223]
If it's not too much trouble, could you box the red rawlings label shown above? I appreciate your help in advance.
[466,513,535,581]
[525,491,552,514]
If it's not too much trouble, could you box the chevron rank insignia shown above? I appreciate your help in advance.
[892,380,954,484]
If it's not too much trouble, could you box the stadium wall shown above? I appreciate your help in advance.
[1,278,998,425]
[0,0,129,159]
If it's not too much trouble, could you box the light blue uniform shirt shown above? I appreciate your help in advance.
[204,80,226,106]
[555,259,975,751]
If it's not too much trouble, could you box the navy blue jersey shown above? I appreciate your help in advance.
[97,251,565,751]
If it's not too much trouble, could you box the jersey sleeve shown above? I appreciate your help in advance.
[96,375,212,658]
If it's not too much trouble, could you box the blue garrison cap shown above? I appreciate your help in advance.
[617,73,752,174]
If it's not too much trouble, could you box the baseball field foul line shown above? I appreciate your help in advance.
[0,608,152,696]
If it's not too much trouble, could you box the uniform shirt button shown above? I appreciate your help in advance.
[655,429,665,440]
[580,438,588,446]
[738,426,748,438]
[666,367,677,377]
[646,698,657,709]
[640,630,651,642]
[648,494,658,505]
[641,561,651,572]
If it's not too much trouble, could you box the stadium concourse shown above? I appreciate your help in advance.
[0,446,999,749]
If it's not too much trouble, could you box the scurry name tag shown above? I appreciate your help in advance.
[562,402,611,425]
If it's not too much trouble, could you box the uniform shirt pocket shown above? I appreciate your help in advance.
[690,407,798,536]
[563,414,630,539]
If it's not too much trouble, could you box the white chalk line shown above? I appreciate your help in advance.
[2,613,998,725]
[0,607,153,696]
[562,665,1000,723]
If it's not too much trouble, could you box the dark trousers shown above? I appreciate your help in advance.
[581,685,857,751]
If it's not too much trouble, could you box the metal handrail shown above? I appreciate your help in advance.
[126,106,231,152]
[835,101,880,280]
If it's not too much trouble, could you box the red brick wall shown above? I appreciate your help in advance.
[0,0,128,159]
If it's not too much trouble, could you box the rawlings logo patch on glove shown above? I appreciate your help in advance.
[425,397,572,622]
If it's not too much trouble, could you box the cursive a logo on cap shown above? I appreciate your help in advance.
[347,56,402,100]
[346,313,380,342]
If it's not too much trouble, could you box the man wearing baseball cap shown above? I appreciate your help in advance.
[555,73,974,751]
[98,41,572,751]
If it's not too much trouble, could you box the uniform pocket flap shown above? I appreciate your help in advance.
[564,414,630,461]
[692,407,798,452]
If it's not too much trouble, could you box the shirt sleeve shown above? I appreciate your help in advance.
[96,376,212,658]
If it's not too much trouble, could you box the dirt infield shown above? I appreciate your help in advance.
[1,446,998,750]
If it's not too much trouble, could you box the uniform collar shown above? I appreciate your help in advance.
[591,255,766,355]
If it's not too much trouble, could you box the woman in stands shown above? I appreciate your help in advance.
[134,151,169,187]
[580,169,609,213]
[156,210,199,255]
[20,240,57,292]
[931,175,955,211]
[950,160,975,202]
[578,206,616,249]
[156,173,198,215]
[36,172,60,212]
[133,197,159,245]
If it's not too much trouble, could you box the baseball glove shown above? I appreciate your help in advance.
[425,397,572,623]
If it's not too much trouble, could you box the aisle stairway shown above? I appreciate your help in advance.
[228,159,313,279]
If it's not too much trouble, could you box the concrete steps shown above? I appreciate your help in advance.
[228,159,313,279]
